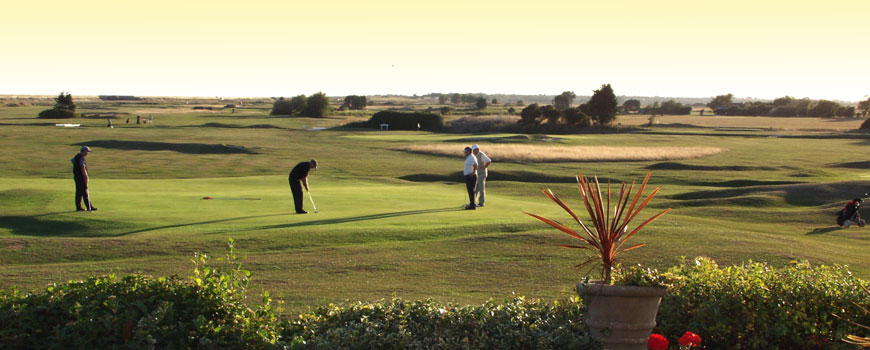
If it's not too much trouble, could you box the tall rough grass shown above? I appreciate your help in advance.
[404,144,725,162]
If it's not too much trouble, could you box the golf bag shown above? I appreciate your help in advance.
[836,198,865,227]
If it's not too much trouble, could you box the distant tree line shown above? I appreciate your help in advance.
[637,100,693,115]
[270,92,329,117]
[706,94,858,118]
[518,85,617,128]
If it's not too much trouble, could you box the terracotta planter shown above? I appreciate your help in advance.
[577,282,666,350]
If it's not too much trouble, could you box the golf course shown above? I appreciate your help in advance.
[1,99,869,315]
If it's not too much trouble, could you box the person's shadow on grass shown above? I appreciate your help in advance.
[253,207,462,230]
[807,227,841,235]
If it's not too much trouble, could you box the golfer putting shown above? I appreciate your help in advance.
[288,159,318,214]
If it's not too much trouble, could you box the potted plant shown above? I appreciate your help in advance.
[526,171,671,350]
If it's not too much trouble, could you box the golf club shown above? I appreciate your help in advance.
[307,190,318,213]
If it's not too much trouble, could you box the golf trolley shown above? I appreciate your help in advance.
[836,196,866,228]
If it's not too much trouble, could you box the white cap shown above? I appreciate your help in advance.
[471,144,480,150]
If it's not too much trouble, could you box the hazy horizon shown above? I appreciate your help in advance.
[4,0,869,101]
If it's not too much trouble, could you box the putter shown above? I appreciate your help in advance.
[307,190,318,213]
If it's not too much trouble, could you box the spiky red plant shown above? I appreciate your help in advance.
[525,171,671,284]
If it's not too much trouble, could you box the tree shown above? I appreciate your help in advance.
[491,98,498,105]
[707,93,734,112]
[836,106,856,117]
[622,99,640,113]
[450,93,461,104]
[773,96,795,106]
[439,106,452,115]
[343,95,367,110]
[519,103,542,125]
[586,84,618,126]
[37,92,77,118]
[507,107,516,115]
[553,91,576,111]
[54,92,76,112]
[858,97,870,117]
[809,99,839,118]
[660,99,692,115]
[516,100,524,106]
[541,105,562,124]
[288,95,307,115]
[476,98,487,110]
[563,107,591,127]
[302,92,329,117]
[438,95,448,104]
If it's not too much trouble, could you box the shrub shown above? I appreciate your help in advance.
[271,95,307,116]
[449,115,520,133]
[302,92,330,117]
[519,103,542,125]
[0,239,280,349]
[644,258,870,349]
[861,117,870,130]
[343,95,367,110]
[367,111,443,131]
[37,108,76,118]
[563,107,591,127]
[282,297,601,349]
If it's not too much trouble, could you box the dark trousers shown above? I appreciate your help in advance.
[465,174,477,205]
[289,177,304,212]
[74,177,92,210]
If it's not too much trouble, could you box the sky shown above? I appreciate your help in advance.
[3,0,869,101]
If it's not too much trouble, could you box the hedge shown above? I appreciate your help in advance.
[367,111,443,131]
[283,297,599,349]
[3,245,869,349]
[644,258,870,350]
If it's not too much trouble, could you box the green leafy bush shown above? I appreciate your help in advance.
[642,258,870,349]
[282,297,601,349]
[0,239,280,349]
[367,111,443,131]
[37,108,76,118]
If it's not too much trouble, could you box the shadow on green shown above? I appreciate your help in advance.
[400,171,618,184]
[77,140,256,154]
[0,214,132,237]
[253,207,462,230]
[120,213,292,235]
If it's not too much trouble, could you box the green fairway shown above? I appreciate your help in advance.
[1,102,869,314]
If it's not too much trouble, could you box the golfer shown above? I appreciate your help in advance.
[471,144,491,207]
[462,146,478,210]
[289,159,317,214]
[72,146,97,212]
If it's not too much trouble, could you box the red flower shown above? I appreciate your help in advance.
[679,331,701,347]
[648,333,669,350]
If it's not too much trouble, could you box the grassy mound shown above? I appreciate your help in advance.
[672,181,870,206]
[646,162,777,171]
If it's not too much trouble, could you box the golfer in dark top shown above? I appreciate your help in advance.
[289,159,317,214]
[462,147,478,210]
[72,146,97,212]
